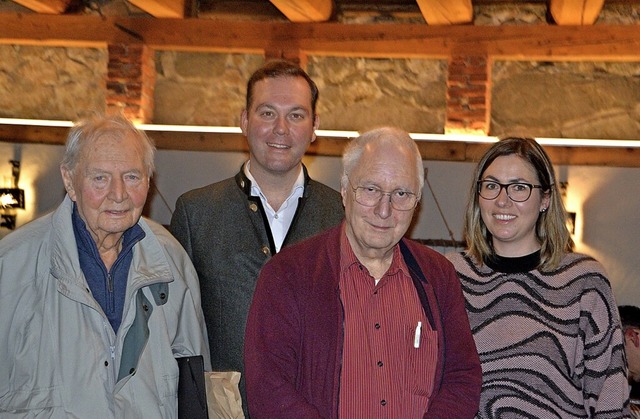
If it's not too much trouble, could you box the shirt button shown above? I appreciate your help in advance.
[249,203,258,212]
[274,213,279,219]
[375,323,381,329]
[380,400,387,406]
[377,361,383,367]
[261,246,270,256]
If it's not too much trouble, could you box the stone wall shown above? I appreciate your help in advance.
[0,45,106,120]
[491,61,640,139]
[0,3,639,139]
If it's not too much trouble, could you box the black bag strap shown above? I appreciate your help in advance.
[400,240,436,331]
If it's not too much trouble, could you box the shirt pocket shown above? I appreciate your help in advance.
[405,327,438,398]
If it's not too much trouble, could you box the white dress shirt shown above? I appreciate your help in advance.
[245,161,305,253]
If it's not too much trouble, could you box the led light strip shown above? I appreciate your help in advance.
[1,118,639,148]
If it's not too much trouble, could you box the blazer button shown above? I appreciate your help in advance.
[261,246,270,256]
[249,203,258,212]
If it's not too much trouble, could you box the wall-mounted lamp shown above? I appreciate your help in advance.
[1,160,25,230]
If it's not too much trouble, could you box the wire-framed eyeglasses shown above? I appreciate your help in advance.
[477,180,544,203]
[349,181,418,211]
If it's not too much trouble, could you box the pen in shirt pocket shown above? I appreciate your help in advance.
[413,321,422,349]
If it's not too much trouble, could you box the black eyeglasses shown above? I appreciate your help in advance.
[349,181,418,211]
[477,180,544,203]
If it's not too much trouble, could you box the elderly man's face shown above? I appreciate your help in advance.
[341,141,419,260]
[62,132,149,245]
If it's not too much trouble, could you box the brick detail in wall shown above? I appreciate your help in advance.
[106,44,156,123]
[445,54,490,135]
[264,48,306,68]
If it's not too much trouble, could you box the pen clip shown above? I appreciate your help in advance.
[413,321,422,349]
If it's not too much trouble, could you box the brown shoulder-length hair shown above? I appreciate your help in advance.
[463,136,574,271]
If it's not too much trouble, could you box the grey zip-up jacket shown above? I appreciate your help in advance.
[0,196,210,418]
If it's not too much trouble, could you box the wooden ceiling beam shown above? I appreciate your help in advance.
[416,0,473,25]
[0,14,638,61]
[549,0,605,25]
[127,0,186,18]
[10,0,71,14]
[269,0,333,22]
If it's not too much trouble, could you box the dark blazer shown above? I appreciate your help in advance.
[170,164,344,413]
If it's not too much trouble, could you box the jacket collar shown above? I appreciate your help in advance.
[49,196,173,298]
[234,163,311,197]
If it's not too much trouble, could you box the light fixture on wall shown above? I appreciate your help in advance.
[1,160,26,230]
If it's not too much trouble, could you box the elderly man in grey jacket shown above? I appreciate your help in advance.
[0,114,210,418]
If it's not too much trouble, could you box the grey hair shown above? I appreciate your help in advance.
[61,114,156,177]
[341,126,424,198]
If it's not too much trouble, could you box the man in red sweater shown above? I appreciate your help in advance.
[244,126,481,418]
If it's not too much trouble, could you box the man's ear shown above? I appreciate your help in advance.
[60,166,77,201]
[240,109,248,136]
[626,328,640,347]
[311,114,320,143]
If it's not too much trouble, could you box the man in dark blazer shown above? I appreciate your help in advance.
[170,60,344,416]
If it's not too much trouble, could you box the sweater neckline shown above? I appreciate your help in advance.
[484,250,541,273]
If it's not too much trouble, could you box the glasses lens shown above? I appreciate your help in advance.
[390,191,417,210]
[354,187,416,210]
[478,181,532,202]
[506,183,532,202]
[354,187,380,207]
[478,181,499,200]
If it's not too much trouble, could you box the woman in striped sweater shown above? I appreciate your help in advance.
[447,137,629,418]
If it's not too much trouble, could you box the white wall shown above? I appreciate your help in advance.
[2,142,638,306]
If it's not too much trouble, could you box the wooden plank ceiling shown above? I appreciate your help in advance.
[7,0,611,24]
[1,0,639,167]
